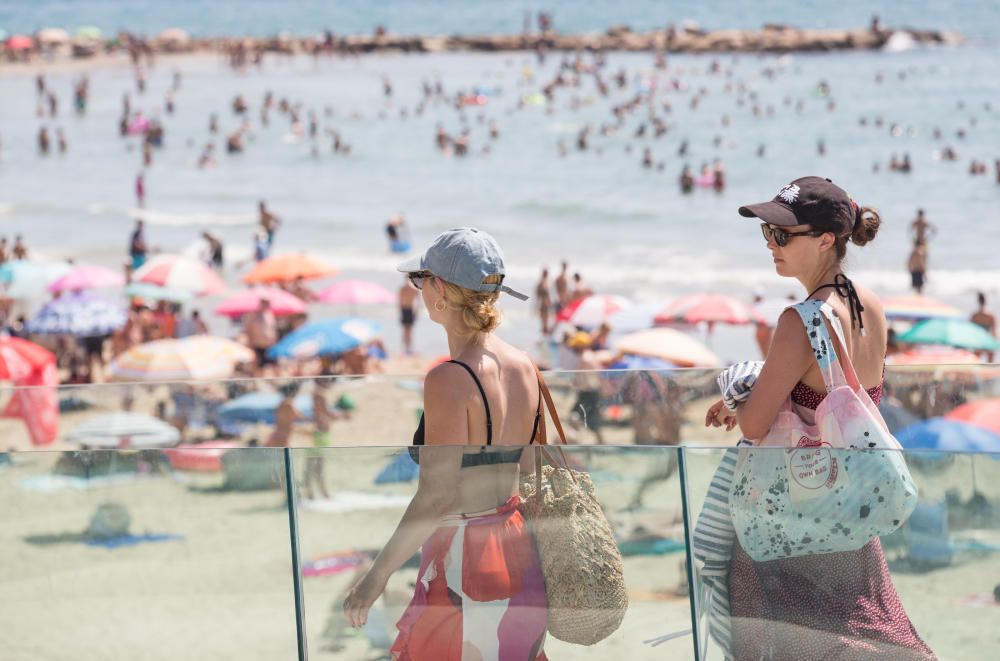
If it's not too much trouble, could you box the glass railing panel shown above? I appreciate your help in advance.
[292,445,696,660]
[0,447,299,659]
[683,447,1000,660]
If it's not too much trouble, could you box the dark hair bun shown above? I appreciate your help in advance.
[850,206,881,247]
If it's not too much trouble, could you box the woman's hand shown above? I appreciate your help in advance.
[342,568,388,629]
[705,399,738,431]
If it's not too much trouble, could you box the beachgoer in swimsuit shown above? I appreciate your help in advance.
[345,228,548,660]
[399,276,419,355]
[706,176,934,660]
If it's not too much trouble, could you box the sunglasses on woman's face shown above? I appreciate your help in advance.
[408,271,433,290]
[760,223,827,247]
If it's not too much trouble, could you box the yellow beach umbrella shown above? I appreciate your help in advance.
[615,327,718,368]
[109,336,253,382]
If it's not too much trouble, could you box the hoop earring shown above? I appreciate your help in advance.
[434,299,447,313]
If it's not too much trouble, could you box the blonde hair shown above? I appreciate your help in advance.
[439,274,503,335]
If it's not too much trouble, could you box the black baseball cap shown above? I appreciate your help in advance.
[738,176,857,236]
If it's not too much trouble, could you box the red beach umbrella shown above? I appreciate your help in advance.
[655,293,765,326]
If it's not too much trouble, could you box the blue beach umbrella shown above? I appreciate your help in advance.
[27,293,126,336]
[218,391,314,425]
[896,418,1000,453]
[268,317,381,360]
[374,451,419,484]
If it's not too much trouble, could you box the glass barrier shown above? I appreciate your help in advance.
[294,445,693,659]
[0,447,299,660]
[684,447,1000,661]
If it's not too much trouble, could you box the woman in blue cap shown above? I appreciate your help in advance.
[344,228,549,660]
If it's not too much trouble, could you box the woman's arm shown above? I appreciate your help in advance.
[735,309,813,440]
[344,364,467,627]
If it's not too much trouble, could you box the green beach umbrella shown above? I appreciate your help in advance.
[75,26,102,40]
[897,318,1000,352]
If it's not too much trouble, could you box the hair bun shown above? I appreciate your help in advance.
[850,206,881,246]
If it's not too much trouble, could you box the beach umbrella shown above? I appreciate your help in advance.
[123,282,193,304]
[47,264,124,293]
[65,412,180,449]
[268,317,380,360]
[896,418,1000,453]
[615,327,718,367]
[317,280,395,306]
[375,451,419,484]
[182,335,255,364]
[157,28,191,46]
[882,295,963,321]
[945,399,1000,436]
[556,294,632,328]
[606,301,667,333]
[5,35,33,51]
[0,260,72,299]
[133,254,227,297]
[36,28,69,46]
[242,253,339,285]
[897,318,1000,352]
[215,287,306,319]
[74,26,102,40]
[27,293,126,336]
[887,348,982,366]
[0,335,55,381]
[218,391,313,425]
[108,336,250,382]
[655,293,765,326]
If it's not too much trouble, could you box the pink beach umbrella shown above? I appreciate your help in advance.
[556,294,632,328]
[47,264,124,293]
[317,280,395,306]
[215,287,307,319]
[133,254,227,297]
[655,293,765,326]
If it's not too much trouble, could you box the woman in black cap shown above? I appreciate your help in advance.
[706,177,934,658]
[344,228,549,660]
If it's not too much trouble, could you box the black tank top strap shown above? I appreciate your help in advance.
[446,360,492,445]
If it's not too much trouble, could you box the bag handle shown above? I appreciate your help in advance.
[791,300,861,393]
[530,365,577,493]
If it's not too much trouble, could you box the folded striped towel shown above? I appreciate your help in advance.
[716,361,764,411]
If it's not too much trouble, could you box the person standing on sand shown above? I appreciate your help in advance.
[11,235,28,261]
[258,200,281,245]
[135,172,146,207]
[910,209,936,244]
[398,275,419,355]
[244,298,278,373]
[554,260,569,312]
[302,377,350,500]
[535,267,553,335]
[907,240,928,295]
[128,220,147,269]
[266,383,303,448]
[971,292,997,362]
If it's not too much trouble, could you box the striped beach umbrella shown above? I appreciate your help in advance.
[108,336,251,382]
[215,287,307,318]
[27,293,126,336]
[655,293,765,326]
[48,264,124,293]
[243,253,339,285]
[882,295,963,321]
[65,413,181,449]
[133,254,227,297]
[123,282,193,304]
[268,317,380,360]
[556,294,632,328]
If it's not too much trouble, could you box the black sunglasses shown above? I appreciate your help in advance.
[760,223,827,247]
[408,271,433,290]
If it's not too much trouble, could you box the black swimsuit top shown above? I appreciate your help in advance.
[411,360,541,467]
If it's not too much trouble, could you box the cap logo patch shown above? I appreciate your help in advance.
[777,183,800,204]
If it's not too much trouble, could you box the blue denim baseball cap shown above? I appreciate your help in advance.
[397,227,529,301]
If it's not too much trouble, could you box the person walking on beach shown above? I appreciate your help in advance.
[128,220,147,269]
[345,228,549,660]
[398,275,418,355]
[706,176,934,659]
[907,240,928,294]
[535,267,553,335]
[971,292,997,362]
